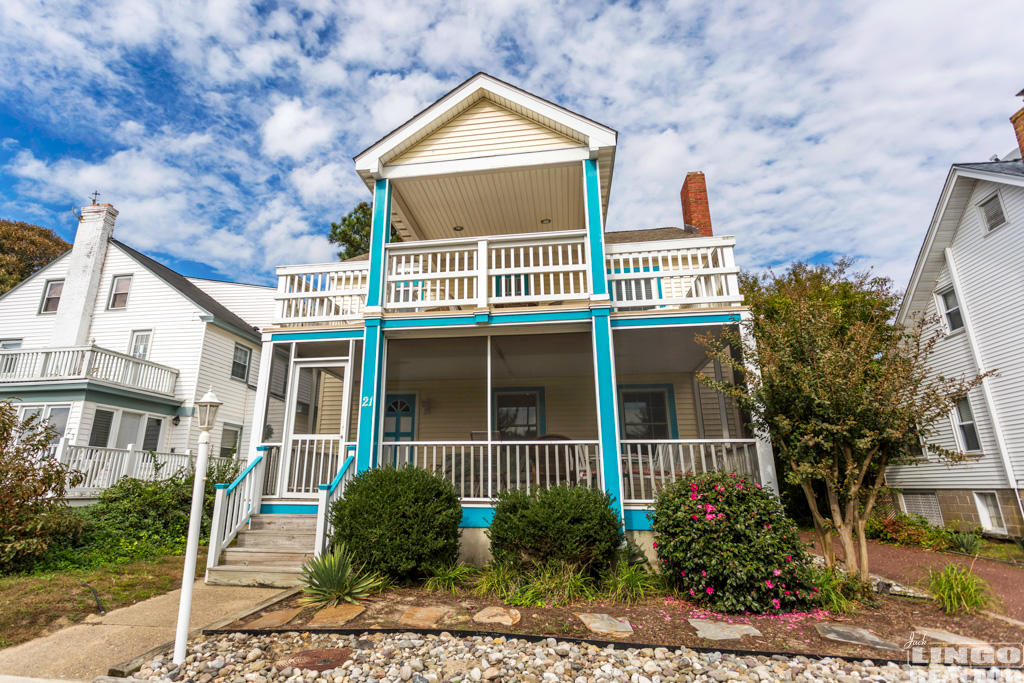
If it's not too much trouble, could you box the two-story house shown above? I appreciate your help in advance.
[886,93,1024,538]
[0,202,277,498]
[204,73,778,586]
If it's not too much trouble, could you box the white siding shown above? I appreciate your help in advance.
[187,278,277,331]
[0,254,71,346]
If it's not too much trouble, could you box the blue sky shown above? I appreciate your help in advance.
[1,1,1022,286]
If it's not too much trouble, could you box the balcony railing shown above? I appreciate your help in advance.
[272,232,742,326]
[0,345,179,396]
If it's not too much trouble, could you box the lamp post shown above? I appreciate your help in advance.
[173,388,221,665]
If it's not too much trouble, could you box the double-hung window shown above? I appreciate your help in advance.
[40,280,63,313]
[108,275,132,309]
[619,387,673,439]
[938,287,964,332]
[231,344,252,382]
[974,491,1006,533]
[493,389,543,440]
[220,425,241,458]
[954,397,981,453]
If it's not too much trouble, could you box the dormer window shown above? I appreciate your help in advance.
[979,193,1007,231]
[108,275,133,309]
[40,280,63,313]
[938,287,964,332]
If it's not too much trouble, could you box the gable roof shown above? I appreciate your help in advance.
[899,159,1024,323]
[112,240,261,342]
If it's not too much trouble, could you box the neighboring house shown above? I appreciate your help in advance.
[886,94,1024,538]
[0,203,276,497]
[205,73,778,585]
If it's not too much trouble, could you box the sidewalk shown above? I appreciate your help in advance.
[0,581,280,681]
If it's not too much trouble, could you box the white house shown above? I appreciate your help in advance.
[0,202,277,497]
[203,73,778,586]
[886,94,1024,538]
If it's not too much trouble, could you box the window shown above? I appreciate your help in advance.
[383,395,416,442]
[114,411,144,449]
[129,330,152,360]
[979,194,1007,231]
[108,275,132,309]
[89,409,115,447]
[954,397,981,452]
[231,344,252,381]
[0,339,21,349]
[219,425,241,458]
[269,347,289,398]
[974,491,1006,533]
[142,417,162,451]
[938,287,964,332]
[40,280,63,314]
[494,389,543,440]
[16,404,70,438]
[619,387,674,439]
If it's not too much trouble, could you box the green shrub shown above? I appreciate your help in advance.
[1014,537,1024,554]
[329,466,461,581]
[506,560,596,607]
[949,531,982,556]
[299,543,387,608]
[487,486,623,572]
[474,561,520,602]
[651,472,815,613]
[928,564,992,614]
[424,563,478,595]
[864,513,931,546]
[603,557,661,605]
[805,564,873,616]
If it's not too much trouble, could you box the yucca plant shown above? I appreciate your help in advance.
[928,563,992,615]
[424,563,478,595]
[950,531,982,556]
[299,543,387,607]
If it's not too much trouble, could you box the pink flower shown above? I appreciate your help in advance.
[771,598,780,609]
[706,586,714,595]
[652,542,658,548]
[736,484,744,489]
[701,570,707,577]
[784,591,791,595]
[786,555,792,562]
[680,570,686,577]
[765,580,774,589]
[691,514,699,521]
[690,491,699,500]
[756,483,762,489]
[773,569,781,577]
[764,523,771,529]
[705,513,716,521]
[717,513,725,519]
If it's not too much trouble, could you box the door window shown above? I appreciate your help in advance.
[383,395,416,441]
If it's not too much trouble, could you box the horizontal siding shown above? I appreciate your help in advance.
[186,278,277,331]
[0,254,70,346]
[391,100,581,165]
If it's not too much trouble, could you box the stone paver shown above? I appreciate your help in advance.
[815,622,901,651]
[687,618,762,641]
[471,606,520,627]
[246,607,304,629]
[398,606,448,629]
[574,612,633,636]
[913,627,996,653]
[308,604,365,627]
[0,580,279,681]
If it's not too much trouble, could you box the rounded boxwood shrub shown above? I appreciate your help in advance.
[488,485,623,571]
[329,466,461,581]
[651,472,815,613]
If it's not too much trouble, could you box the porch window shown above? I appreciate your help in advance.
[938,287,964,332]
[108,275,133,309]
[618,386,675,439]
[89,409,115,447]
[40,280,63,314]
[494,389,544,440]
[954,397,981,452]
[220,424,240,458]
[974,491,1006,533]
[231,344,252,381]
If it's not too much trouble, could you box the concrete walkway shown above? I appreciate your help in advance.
[0,581,280,681]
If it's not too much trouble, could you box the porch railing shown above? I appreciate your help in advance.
[314,452,356,556]
[208,453,267,571]
[0,345,178,396]
[284,436,352,496]
[619,439,760,505]
[380,440,600,503]
[58,440,234,494]
[276,262,369,324]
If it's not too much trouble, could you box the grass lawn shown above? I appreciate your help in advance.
[977,537,1024,563]
[0,551,204,650]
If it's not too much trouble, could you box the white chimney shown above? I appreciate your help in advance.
[51,203,118,347]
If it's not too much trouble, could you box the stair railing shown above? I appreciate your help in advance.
[207,452,266,572]
[313,449,356,556]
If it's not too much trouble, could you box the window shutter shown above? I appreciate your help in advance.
[89,409,115,447]
[980,195,1007,230]
[142,417,162,451]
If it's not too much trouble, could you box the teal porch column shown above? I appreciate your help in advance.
[355,178,392,473]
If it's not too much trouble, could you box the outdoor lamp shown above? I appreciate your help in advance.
[196,388,222,431]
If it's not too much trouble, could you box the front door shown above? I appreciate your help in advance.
[382,394,416,467]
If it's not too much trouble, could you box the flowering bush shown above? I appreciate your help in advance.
[651,471,816,613]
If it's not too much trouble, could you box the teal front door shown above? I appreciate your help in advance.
[383,394,416,441]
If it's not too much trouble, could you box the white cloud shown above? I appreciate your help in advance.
[261,98,337,161]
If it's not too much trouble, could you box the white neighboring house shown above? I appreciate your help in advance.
[886,97,1024,538]
[0,202,276,498]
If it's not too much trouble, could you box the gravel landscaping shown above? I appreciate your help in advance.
[131,631,1024,682]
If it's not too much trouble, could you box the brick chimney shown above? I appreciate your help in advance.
[1012,88,1024,160]
[680,171,713,237]
[51,202,118,347]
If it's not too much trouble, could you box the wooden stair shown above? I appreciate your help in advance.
[206,512,316,587]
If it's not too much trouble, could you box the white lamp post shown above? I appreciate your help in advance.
[173,388,221,665]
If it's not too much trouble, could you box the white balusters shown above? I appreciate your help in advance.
[619,439,760,505]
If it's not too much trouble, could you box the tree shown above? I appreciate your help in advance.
[699,260,986,579]
[328,202,400,259]
[0,220,70,295]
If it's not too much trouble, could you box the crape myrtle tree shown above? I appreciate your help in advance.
[699,260,986,579]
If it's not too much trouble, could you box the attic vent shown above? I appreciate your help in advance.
[979,194,1007,231]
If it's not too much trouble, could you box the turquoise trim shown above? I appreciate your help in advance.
[256,445,271,451]
[270,329,365,341]
[492,386,546,438]
[583,158,608,297]
[214,483,228,490]
[356,323,384,473]
[618,383,679,439]
[611,313,741,328]
[383,393,416,444]
[225,454,264,494]
[319,455,355,493]
[592,312,623,521]
[260,503,317,515]
[460,506,495,528]
[624,508,653,531]
[366,178,392,308]
[380,309,592,329]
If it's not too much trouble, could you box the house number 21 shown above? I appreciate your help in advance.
[361,395,374,408]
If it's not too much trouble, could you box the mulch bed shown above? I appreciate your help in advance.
[220,586,1023,662]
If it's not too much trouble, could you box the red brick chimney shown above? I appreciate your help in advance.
[1012,88,1024,160]
[680,171,713,237]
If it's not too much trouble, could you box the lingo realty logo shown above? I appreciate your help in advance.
[905,633,1024,668]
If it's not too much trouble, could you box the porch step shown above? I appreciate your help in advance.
[249,514,317,531]
[235,529,316,550]
[206,564,304,588]
[220,547,314,566]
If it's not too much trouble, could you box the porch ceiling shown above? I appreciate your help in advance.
[613,326,728,374]
[390,163,584,240]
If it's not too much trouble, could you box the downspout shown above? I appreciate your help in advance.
[944,247,1024,528]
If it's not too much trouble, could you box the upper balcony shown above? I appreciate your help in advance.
[0,345,179,397]
[273,231,742,327]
